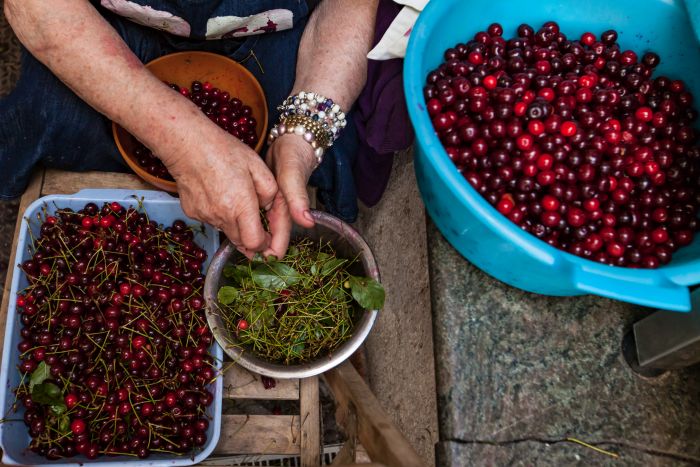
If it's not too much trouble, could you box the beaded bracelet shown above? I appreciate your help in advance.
[277,91,347,142]
[267,114,330,167]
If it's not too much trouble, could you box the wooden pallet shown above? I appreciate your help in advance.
[0,169,424,467]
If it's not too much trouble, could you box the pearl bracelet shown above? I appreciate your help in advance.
[267,115,329,167]
[277,92,347,142]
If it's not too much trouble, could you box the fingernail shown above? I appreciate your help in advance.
[264,202,273,211]
[303,210,314,223]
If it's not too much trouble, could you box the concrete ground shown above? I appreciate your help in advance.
[355,148,439,465]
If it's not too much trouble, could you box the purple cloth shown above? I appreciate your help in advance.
[353,0,415,207]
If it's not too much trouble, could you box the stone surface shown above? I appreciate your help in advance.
[428,221,700,465]
[437,440,700,466]
[356,148,439,466]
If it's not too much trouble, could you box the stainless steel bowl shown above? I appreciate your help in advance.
[203,210,381,379]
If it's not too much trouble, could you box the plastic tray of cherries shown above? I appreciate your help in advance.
[0,189,223,466]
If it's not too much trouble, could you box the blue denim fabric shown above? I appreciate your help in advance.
[0,7,359,222]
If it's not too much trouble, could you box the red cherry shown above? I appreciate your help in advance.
[528,120,545,136]
[635,106,653,122]
[426,98,442,116]
[538,87,555,102]
[541,211,561,227]
[119,283,131,296]
[110,202,123,212]
[560,122,577,137]
[65,393,79,409]
[514,102,527,116]
[237,319,249,331]
[567,207,586,227]
[580,32,596,46]
[71,419,87,435]
[468,51,484,65]
[607,242,625,258]
[583,199,600,212]
[132,335,147,349]
[483,75,497,90]
[578,75,596,88]
[497,195,515,215]
[651,228,669,244]
[542,195,560,211]
[516,134,534,150]
[81,217,93,229]
[536,154,553,170]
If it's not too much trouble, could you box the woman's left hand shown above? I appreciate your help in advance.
[264,133,318,256]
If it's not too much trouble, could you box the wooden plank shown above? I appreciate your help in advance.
[0,170,44,366]
[299,376,321,467]
[41,169,153,195]
[324,362,424,467]
[222,364,299,400]
[214,414,300,456]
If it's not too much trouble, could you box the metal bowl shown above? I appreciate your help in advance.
[203,210,380,379]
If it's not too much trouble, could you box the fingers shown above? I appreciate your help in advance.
[277,162,315,229]
[267,135,317,229]
[235,200,271,253]
[248,156,278,211]
[263,192,292,259]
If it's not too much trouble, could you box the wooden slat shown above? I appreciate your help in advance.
[41,169,153,195]
[0,171,43,365]
[299,376,321,467]
[223,364,299,400]
[324,363,424,467]
[214,414,300,455]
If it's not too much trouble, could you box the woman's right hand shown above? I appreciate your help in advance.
[163,118,292,258]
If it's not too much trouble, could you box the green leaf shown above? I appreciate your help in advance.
[58,415,70,434]
[251,253,265,263]
[217,286,239,305]
[251,263,301,290]
[29,362,50,392]
[310,264,318,275]
[223,264,250,283]
[50,404,67,416]
[59,415,69,432]
[348,276,385,310]
[320,258,347,276]
[31,382,63,406]
[291,343,305,356]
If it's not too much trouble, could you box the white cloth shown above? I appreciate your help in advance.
[367,0,429,60]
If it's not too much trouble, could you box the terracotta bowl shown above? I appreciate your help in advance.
[112,51,269,193]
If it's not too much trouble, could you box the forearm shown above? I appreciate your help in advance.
[292,0,378,109]
[4,0,223,168]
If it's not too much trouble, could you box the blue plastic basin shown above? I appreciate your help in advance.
[405,0,700,311]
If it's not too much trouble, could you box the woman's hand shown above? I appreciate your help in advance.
[265,133,317,232]
[164,123,292,258]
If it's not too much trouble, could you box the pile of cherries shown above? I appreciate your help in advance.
[133,80,259,181]
[426,22,700,268]
[15,202,215,460]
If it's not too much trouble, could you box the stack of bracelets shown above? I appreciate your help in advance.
[267,91,347,167]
